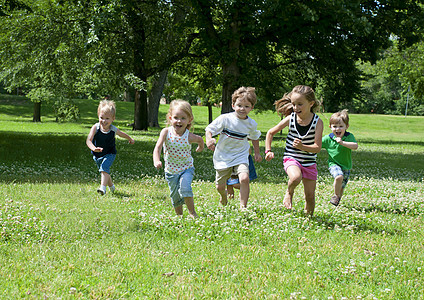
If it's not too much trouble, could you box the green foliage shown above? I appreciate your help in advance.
[53,99,80,122]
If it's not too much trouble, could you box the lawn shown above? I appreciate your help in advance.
[1,95,423,299]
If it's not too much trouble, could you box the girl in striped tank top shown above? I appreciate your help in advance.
[153,100,204,218]
[265,85,323,215]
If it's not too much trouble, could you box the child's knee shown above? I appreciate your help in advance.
[238,172,249,184]
[335,175,344,183]
[289,176,302,186]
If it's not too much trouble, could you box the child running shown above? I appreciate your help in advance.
[322,109,358,206]
[205,86,262,209]
[153,100,204,218]
[86,99,135,195]
[265,85,323,215]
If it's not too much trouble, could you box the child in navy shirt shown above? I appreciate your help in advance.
[86,99,134,195]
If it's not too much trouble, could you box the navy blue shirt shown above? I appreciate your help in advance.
[91,123,118,158]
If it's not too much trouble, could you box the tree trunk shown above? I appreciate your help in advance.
[207,101,213,124]
[148,69,168,127]
[134,88,149,131]
[33,102,41,122]
[221,60,240,114]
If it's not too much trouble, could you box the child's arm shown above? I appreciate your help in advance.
[251,139,262,162]
[189,133,204,152]
[153,128,168,169]
[116,129,135,144]
[265,117,290,161]
[205,130,216,151]
[335,137,358,150]
[293,118,324,153]
[86,124,103,152]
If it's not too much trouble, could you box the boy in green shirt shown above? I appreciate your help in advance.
[322,110,358,206]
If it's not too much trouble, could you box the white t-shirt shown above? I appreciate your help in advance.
[205,112,261,170]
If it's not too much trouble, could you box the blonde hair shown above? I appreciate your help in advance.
[330,109,350,126]
[166,100,194,130]
[275,85,321,115]
[232,86,257,106]
[98,100,116,118]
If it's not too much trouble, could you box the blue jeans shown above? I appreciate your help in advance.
[165,167,195,207]
[93,154,116,174]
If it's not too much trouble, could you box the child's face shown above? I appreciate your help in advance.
[291,92,314,118]
[169,107,192,134]
[232,98,253,119]
[98,111,115,130]
[330,120,348,138]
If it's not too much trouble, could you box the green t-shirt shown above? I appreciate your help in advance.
[322,132,357,170]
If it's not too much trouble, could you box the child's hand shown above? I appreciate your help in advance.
[206,138,216,151]
[93,147,103,153]
[293,138,303,149]
[265,151,274,161]
[129,138,135,144]
[335,137,342,144]
[196,144,204,152]
[154,160,162,169]
[255,153,262,163]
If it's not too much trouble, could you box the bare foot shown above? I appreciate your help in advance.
[283,192,293,209]
[189,212,199,219]
[227,186,234,199]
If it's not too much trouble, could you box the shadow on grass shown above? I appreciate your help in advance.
[0,131,423,184]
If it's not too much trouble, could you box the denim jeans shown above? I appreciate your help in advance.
[165,167,195,207]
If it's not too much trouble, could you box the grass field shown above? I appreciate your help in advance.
[1,95,424,299]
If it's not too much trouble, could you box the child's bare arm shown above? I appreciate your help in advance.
[86,125,103,152]
[205,131,216,151]
[189,133,204,152]
[153,128,167,169]
[265,117,290,161]
[116,129,135,144]
[251,139,262,162]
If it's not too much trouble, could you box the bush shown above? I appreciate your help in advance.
[53,100,80,122]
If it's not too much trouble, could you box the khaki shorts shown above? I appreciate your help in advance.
[215,163,249,186]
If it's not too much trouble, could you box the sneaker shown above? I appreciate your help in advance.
[330,195,340,206]
[97,188,106,195]
[109,185,116,193]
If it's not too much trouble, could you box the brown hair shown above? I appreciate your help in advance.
[232,86,257,106]
[166,99,194,130]
[329,109,349,126]
[274,85,321,115]
[98,100,116,118]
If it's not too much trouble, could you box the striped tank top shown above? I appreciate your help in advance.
[284,112,320,166]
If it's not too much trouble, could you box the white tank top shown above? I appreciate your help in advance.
[164,128,193,174]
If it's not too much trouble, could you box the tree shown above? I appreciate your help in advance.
[0,0,196,128]
[186,0,424,113]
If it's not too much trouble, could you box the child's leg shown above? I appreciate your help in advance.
[227,184,235,199]
[333,175,344,198]
[284,165,302,209]
[184,197,198,218]
[238,172,250,208]
[174,205,183,216]
[216,183,228,206]
[216,168,232,206]
[302,178,316,215]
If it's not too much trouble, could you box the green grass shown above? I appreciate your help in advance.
[1,95,424,299]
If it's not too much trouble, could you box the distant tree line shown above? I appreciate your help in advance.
[1,0,424,128]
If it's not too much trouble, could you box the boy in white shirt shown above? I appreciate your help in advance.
[205,86,262,209]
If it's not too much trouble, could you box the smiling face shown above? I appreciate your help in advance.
[232,98,253,119]
[98,111,115,131]
[291,92,314,118]
[330,120,348,138]
[169,107,192,135]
